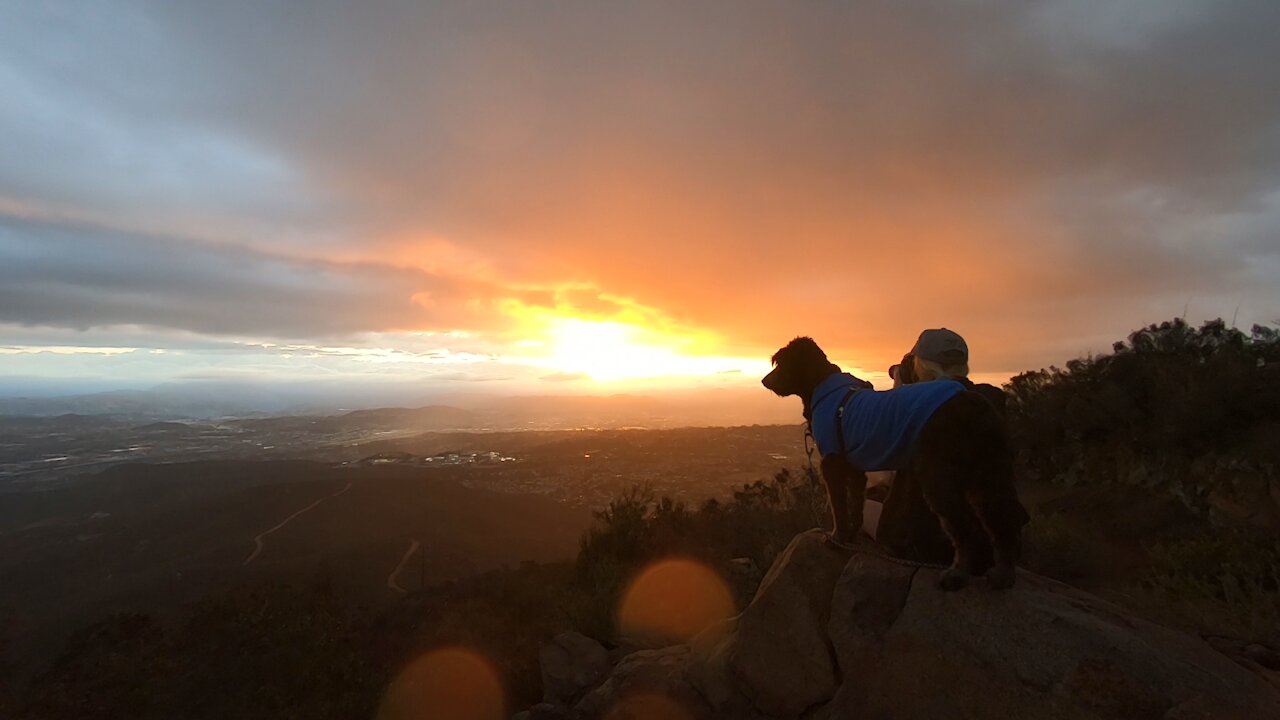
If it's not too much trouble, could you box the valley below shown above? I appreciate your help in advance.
[0,418,807,674]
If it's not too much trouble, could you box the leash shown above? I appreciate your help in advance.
[803,422,817,483]
[854,546,949,570]
[824,535,950,569]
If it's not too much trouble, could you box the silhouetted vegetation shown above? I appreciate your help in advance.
[1009,319,1280,643]
[1147,530,1280,637]
[1008,318,1280,514]
[13,584,383,720]
[573,469,828,638]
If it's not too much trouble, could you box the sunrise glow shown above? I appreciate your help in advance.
[519,316,767,383]
[2,3,1277,401]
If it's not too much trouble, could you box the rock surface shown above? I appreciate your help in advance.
[519,530,1280,719]
[573,646,711,720]
[511,703,570,720]
[817,563,1277,719]
[539,631,611,706]
[726,529,848,717]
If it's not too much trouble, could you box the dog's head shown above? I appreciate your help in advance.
[762,337,831,397]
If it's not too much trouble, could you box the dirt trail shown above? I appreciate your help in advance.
[242,481,353,566]
[386,539,422,593]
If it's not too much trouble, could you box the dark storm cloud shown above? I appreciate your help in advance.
[0,216,462,338]
[131,1,1280,217]
[2,1,1279,372]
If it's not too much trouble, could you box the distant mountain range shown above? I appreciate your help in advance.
[229,405,479,433]
[0,384,799,429]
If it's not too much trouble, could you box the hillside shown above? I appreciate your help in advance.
[4,318,1278,719]
[0,460,591,673]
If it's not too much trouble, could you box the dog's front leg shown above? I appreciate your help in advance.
[820,455,866,544]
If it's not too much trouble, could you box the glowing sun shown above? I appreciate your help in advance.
[535,317,762,382]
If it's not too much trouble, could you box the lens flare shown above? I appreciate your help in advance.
[603,692,697,720]
[377,647,505,720]
[618,558,735,645]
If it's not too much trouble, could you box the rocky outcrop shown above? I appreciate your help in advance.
[519,529,1280,719]
[539,632,611,706]
[725,530,846,717]
[814,554,1277,719]
[573,646,711,720]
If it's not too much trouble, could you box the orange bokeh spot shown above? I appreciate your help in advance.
[603,692,696,720]
[377,647,505,720]
[618,558,735,645]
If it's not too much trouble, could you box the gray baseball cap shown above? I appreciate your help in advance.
[911,328,968,364]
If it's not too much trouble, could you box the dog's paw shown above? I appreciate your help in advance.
[938,567,970,591]
[986,564,1016,590]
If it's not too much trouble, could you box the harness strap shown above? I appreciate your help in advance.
[802,424,818,484]
[834,388,858,459]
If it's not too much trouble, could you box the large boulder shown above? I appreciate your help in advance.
[687,617,771,720]
[820,558,1280,719]
[572,646,711,720]
[530,531,1280,719]
[726,529,850,718]
[539,631,610,706]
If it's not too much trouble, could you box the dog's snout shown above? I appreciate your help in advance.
[762,367,784,394]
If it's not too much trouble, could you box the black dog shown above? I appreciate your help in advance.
[763,337,1024,590]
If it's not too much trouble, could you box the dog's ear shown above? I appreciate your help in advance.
[772,336,827,367]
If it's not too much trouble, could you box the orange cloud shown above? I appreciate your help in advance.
[5,2,1280,391]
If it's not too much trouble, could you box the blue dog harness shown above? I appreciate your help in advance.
[810,373,965,471]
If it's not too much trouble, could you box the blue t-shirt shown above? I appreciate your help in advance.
[810,373,964,471]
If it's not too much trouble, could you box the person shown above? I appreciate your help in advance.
[887,328,1006,416]
[863,328,1020,567]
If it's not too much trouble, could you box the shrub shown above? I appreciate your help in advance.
[1021,514,1113,587]
[1145,531,1280,641]
[1007,318,1280,515]
[573,468,829,636]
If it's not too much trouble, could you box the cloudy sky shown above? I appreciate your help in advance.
[2,1,1279,400]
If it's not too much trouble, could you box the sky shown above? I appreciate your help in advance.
[2,1,1279,402]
